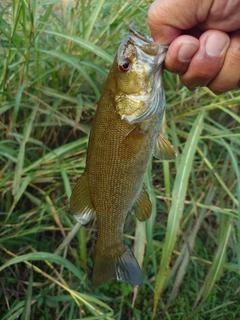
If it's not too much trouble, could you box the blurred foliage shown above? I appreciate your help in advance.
[0,0,239,319]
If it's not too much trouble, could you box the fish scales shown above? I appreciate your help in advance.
[70,25,176,286]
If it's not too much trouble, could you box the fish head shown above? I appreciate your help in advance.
[113,24,168,124]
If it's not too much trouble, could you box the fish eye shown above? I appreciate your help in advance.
[118,59,131,72]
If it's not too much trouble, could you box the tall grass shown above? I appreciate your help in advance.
[0,0,239,319]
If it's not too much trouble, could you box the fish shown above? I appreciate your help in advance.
[70,24,176,286]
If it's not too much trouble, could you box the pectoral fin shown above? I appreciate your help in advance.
[119,125,144,158]
[132,185,152,222]
[70,172,95,225]
[153,132,176,160]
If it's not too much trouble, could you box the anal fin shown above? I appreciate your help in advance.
[70,172,95,225]
[153,132,176,160]
[132,185,152,222]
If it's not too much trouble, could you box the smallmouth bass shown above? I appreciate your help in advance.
[70,25,176,286]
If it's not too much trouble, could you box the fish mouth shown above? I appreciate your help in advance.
[129,24,153,44]
[128,24,168,57]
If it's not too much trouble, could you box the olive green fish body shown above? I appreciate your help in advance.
[88,89,161,243]
[70,25,176,286]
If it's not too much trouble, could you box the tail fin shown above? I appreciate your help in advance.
[92,245,142,286]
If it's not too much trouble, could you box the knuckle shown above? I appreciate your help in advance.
[208,76,238,94]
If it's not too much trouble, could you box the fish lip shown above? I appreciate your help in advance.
[129,24,169,49]
[160,45,168,53]
[129,24,169,57]
[129,24,153,44]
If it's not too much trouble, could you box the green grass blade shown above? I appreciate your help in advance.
[71,291,114,319]
[23,137,87,174]
[14,82,26,125]
[197,146,238,207]
[153,110,205,315]
[145,162,157,274]
[1,1,239,317]
[0,252,84,281]
[41,30,113,63]
[164,186,216,309]
[38,0,62,5]
[84,0,106,41]
[37,49,101,98]
[80,0,86,38]
[21,268,33,320]
[2,301,25,320]
[12,109,37,200]
[59,164,71,199]
[221,139,240,265]
[217,105,240,123]
[9,173,33,214]
[189,217,232,318]
[78,226,87,272]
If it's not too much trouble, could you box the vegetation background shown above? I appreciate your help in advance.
[0,0,239,319]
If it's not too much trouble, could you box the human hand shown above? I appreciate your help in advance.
[148,0,240,94]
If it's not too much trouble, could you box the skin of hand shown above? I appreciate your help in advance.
[148,0,240,94]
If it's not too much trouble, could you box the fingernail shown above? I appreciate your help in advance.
[205,34,228,56]
[178,43,198,62]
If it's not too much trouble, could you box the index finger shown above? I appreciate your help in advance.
[148,0,212,44]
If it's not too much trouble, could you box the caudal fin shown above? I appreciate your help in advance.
[92,245,142,286]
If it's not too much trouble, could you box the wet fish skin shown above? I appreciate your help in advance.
[70,25,176,286]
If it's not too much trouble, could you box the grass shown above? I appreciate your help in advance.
[0,0,239,319]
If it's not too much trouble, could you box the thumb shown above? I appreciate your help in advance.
[148,0,211,44]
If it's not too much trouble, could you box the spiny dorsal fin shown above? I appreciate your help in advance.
[132,185,152,222]
[153,132,176,160]
[70,172,95,225]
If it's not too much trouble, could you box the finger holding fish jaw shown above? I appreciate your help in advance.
[163,30,240,94]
